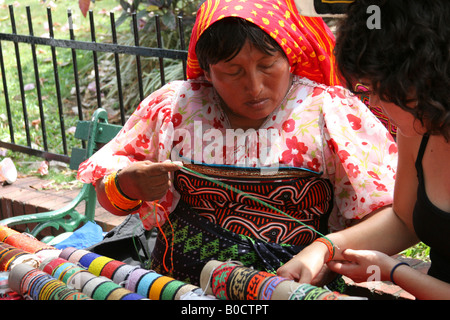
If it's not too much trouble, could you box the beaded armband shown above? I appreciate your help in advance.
[104,170,142,212]
[313,237,335,263]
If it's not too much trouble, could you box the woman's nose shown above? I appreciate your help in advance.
[245,70,264,98]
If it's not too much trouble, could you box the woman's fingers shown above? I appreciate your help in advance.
[117,161,182,200]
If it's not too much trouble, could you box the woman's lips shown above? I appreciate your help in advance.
[246,98,268,109]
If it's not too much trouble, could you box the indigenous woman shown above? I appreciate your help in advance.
[77,0,397,286]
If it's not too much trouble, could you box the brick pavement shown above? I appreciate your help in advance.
[1,176,430,300]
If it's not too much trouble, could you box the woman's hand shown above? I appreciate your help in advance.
[327,249,397,283]
[116,160,182,201]
[95,160,182,216]
[277,241,333,285]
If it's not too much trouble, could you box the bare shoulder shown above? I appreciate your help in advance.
[396,132,423,162]
[393,132,423,228]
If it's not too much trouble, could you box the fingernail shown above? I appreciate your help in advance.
[172,161,183,167]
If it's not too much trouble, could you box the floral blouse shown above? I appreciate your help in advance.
[77,76,398,232]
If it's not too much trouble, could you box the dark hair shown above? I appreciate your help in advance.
[195,17,286,72]
[335,0,450,139]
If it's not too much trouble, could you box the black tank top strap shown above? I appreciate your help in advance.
[415,134,430,177]
[412,133,450,283]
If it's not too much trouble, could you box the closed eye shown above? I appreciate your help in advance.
[260,61,275,69]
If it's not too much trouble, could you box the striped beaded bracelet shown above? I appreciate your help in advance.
[313,237,335,263]
[104,171,143,213]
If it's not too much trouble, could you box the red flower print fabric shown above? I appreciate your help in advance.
[77,76,398,231]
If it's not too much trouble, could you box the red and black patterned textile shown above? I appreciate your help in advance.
[150,167,334,285]
[175,169,333,247]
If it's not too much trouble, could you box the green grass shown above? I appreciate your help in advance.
[0,0,188,181]
[0,0,122,182]
[0,0,124,154]
[401,242,431,262]
[4,150,82,190]
[0,0,186,156]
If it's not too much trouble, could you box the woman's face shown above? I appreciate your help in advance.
[205,40,292,130]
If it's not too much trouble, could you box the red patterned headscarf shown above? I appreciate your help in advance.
[186,0,341,86]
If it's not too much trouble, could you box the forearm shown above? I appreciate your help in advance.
[387,261,450,300]
[277,206,419,283]
[95,177,132,216]
[329,249,450,300]
[328,206,419,260]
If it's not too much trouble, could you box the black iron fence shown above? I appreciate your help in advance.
[0,5,188,164]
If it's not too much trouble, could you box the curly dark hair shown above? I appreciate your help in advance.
[195,17,286,73]
[335,0,450,139]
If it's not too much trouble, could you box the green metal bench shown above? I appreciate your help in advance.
[0,108,122,242]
